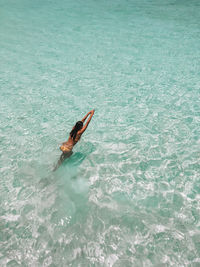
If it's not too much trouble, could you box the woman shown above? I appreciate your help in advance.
[54,109,95,170]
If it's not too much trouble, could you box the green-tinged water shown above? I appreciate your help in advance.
[0,0,200,265]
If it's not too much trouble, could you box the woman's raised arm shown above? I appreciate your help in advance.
[81,111,92,123]
[79,109,95,134]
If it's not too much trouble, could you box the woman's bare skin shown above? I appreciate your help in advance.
[53,109,95,171]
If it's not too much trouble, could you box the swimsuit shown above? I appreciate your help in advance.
[60,143,73,153]
[60,134,81,153]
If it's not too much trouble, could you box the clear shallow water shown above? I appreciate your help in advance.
[0,0,200,265]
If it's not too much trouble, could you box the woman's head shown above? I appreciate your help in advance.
[75,121,83,130]
[70,121,83,140]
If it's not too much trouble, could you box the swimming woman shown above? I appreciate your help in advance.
[54,109,95,170]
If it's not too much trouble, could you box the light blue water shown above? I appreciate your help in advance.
[0,0,200,265]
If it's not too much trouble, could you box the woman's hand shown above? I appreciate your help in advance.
[79,109,95,134]
[82,110,95,123]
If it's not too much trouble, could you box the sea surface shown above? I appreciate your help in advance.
[0,0,200,266]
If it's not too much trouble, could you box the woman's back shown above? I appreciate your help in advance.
[54,110,95,171]
[60,109,95,154]
[66,132,81,146]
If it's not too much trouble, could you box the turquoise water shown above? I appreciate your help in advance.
[0,0,200,265]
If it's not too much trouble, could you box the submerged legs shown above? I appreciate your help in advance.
[53,151,73,171]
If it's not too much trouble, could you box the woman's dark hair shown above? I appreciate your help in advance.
[70,121,83,140]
